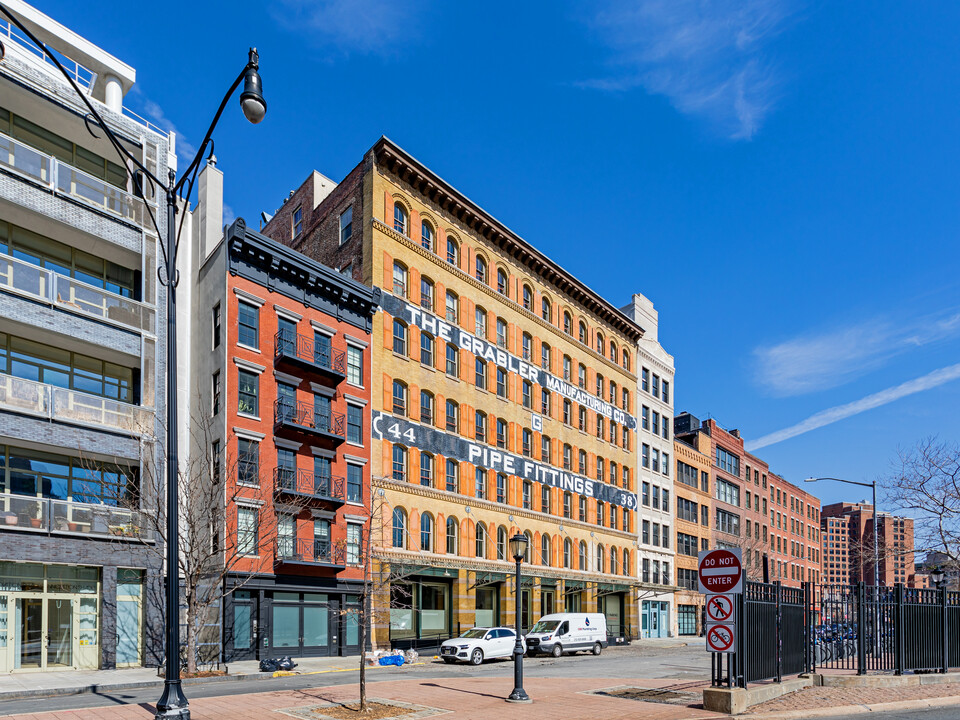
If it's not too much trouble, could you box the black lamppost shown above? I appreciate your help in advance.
[805,477,879,589]
[0,8,267,719]
[931,566,945,589]
[507,532,531,704]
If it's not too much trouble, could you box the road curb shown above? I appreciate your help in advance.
[744,693,960,718]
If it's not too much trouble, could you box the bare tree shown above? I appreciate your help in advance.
[883,437,960,571]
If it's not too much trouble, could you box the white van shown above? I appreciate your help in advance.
[525,613,607,657]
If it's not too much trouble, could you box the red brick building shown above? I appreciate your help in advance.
[822,503,917,587]
[191,215,379,661]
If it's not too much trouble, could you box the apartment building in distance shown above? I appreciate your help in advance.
[674,414,822,588]
[672,423,712,635]
[621,294,676,638]
[822,514,851,584]
[263,137,647,646]
[822,503,917,588]
[0,1,172,672]
[185,158,380,661]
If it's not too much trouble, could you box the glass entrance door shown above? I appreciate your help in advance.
[302,595,332,657]
[540,590,555,618]
[17,598,42,669]
[46,599,72,668]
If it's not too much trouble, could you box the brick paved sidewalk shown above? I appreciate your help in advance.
[745,681,960,715]
[0,677,723,720]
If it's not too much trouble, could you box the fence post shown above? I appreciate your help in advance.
[802,581,810,675]
[895,583,904,676]
[775,581,782,683]
[856,582,866,675]
[942,586,949,674]
[737,590,746,688]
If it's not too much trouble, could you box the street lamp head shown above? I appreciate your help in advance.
[931,566,945,585]
[509,532,528,562]
[804,477,818,483]
[240,48,267,124]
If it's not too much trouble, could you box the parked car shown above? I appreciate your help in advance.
[525,613,607,657]
[439,627,526,665]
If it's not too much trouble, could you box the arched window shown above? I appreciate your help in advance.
[420,277,434,311]
[540,534,551,567]
[420,452,433,487]
[497,526,508,560]
[445,399,459,433]
[392,261,408,297]
[609,380,617,404]
[610,547,618,575]
[597,457,605,482]
[475,522,487,558]
[523,531,532,562]
[541,297,551,322]
[623,548,630,575]
[420,331,434,366]
[522,428,532,457]
[446,517,458,555]
[578,449,587,474]
[541,343,551,371]
[622,350,631,372]
[475,255,487,284]
[445,291,459,324]
[610,341,618,363]
[596,332,605,355]
[579,321,587,344]
[421,220,434,251]
[496,318,508,349]
[393,203,407,235]
[392,318,407,355]
[420,512,433,552]
[578,363,586,389]
[392,508,406,548]
[596,374,604,398]
[420,390,434,424]
[497,269,508,296]
[622,388,630,413]
[474,466,487,498]
[496,472,506,502]
[475,307,487,337]
[392,380,407,416]
[563,355,572,381]
[392,444,407,482]
[596,544,605,573]
[563,444,572,470]
[579,541,587,570]
[522,285,533,310]
[563,311,572,335]
[610,461,618,486]
[446,236,459,266]
[521,332,532,360]
[563,539,572,568]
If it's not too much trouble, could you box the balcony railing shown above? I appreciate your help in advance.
[0,493,154,541]
[274,330,346,379]
[274,400,345,442]
[273,467,345,504]
[275,537,346,567]
[0,252,155,333]
[0,373,153,434]
[0,18,95,91]
[0,131,150,227]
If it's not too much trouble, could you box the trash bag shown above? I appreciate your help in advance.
[378,654,405,666]
[403,649,419,664]
[278,656,298,671]
[259,658,280,672]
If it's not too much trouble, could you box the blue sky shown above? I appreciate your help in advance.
[44,0,960,509]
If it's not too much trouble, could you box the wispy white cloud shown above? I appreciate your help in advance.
[578,0,797,139]
[754,309,960,396]
[746,363,960,451]
[223,203,236,226]
[271,0,430,57]
[140,97,198,166]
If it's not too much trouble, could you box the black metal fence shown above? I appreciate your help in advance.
[712,581,960,689]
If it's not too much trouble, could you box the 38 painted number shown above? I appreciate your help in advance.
[386,422,417,443]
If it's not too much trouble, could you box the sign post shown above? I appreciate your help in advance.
[699,549,744,686]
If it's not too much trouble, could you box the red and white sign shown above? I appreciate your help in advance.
[706,623,736,654]
[698,548,743,595]
[705,594,735,623]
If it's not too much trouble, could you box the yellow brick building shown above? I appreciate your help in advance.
[265,138,645,648]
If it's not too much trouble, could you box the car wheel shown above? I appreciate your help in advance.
[470,648,484,666]
[551,644,562,658]
[592,642,602,656]
[442,658,456,664]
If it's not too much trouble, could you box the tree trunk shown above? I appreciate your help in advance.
[186,596,197,676]
[359,595,367,711]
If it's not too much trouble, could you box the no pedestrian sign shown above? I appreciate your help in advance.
[706,623,736,654]
[706,594,735,623]
[698,548,743,595]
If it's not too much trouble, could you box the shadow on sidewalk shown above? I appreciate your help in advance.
[419,682,505,700]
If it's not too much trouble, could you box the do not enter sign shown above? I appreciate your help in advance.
[698,548,743,595]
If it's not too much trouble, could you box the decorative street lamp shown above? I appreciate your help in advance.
[0,7,267,718]
[506,532,531,704]
[931,566,945,589]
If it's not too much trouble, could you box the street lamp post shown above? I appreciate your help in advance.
[805,477,879,589]
[931,566,945,589]
[0,8,267,719]
[506,532,531,704]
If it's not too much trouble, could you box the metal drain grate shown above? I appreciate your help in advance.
[594,687,704,706]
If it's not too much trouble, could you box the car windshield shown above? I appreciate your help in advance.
[530,620,561,634]
[460,628,489,639]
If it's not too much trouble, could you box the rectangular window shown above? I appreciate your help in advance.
[237,370,259,417]
[212,303,221,348]
[642,406,649,430]
[446,344,459,377]
[522,482,532,509]
[642,443,649,468]
[238,438,259,485]
[522,381,532,409]
[211,370,221,415]
[496,368,508,398]
[662,379,670,404]
[446,460,458,493]
[716,478,741,507]
[347,405,363,444]
[211,439,222,482]
[716,446,741,476]
[541,388,551,416]
[339,206,353,244]
[475,467,486,499]
[496,473,506,503]
[237,507,258,555]
[642,520,650,544]
[237,301,259,349]
[347,464,362,503]
[347,523,362,564]
[475,359,486,389]
[346,345,363,385]
[293,206,303,237]
[579,496,586,522]
[641,368,649,392]
[716,509,741,536]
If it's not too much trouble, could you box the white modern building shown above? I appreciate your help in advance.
[622,293,677,637]
[0,0,173,672]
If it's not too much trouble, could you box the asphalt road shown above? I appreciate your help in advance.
[0,642,710,717]
[812,709,960,720]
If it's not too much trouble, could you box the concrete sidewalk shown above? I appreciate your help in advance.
[0,656,370,701]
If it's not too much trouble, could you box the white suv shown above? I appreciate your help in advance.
[439,627,526,665]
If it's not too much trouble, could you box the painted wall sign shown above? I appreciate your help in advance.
[379,292,638,430]
[372,411,639,510]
